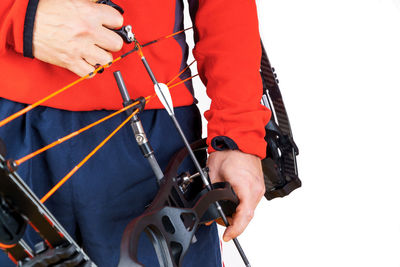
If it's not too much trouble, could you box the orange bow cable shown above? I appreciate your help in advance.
[14,97,152,166]
[0,27,193,129]
[164,27,193,39]
[40,108,139,204]
[0,243,16,250]
[166,60,196,86]
[168,74,199,89]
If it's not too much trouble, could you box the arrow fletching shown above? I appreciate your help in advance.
[154,83,174,115]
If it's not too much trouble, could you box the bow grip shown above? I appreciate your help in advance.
[96,0,135,44]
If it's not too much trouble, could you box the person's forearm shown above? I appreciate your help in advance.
[189,0,270,158]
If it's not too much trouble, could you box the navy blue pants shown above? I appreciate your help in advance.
[0,98,221,267]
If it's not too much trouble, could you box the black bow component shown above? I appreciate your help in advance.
[0,193,26,248]
[0,153,95,267]
[260,42,301,200]
[119,139,238,267]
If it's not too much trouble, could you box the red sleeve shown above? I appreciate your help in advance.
[0,0,37,56]
[190,0,271,158]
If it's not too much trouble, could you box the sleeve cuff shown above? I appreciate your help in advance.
[23,0,39,58]
[207,132,267,159]
[210,136,239,151]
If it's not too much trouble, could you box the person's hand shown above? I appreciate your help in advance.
[33,0,124,77]
[207,150,265,242]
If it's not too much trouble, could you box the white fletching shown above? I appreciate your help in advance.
[154,83,174,115]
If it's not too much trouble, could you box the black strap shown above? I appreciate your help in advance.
[260,41,301,200]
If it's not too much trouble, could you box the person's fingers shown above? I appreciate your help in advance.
[222,177,264,242]
[222,196,255,242]
[96,3,124,29]
[69,59,95,77]
[206,150,265,242]
[95,27,124,52]
[82,45,113,66]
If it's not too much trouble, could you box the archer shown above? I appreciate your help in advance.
[0,0,268,266]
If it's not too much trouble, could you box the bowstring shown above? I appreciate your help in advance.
[169,74,199,89]
[166,60,196,86]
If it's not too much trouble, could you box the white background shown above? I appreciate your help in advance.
[186,1,400,266]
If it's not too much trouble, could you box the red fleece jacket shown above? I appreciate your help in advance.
[0,0,270,158]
